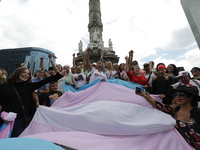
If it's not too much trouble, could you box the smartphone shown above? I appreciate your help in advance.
[135,87,142,94]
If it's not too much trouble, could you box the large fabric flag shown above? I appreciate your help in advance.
[62,78,145,93]
[20,81,194,150]
[0,137,65,150]
[0,111,16,139]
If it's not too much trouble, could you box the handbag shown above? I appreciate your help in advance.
[11,85,31,127]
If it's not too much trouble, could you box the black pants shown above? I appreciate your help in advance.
[11,117,26,137]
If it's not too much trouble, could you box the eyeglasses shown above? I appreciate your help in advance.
[173,93,185,98]
[167,66,173,69]
[37,71,44,74]
[191,70,197,73]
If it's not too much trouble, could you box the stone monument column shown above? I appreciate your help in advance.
[75,0,119,65]
[88,0,103,44]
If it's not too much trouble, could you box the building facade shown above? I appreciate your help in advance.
[181,0,200,49]
[0,47,56,76]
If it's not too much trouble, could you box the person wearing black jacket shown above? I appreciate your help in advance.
[152,64,175,104]
[0,67,66,137]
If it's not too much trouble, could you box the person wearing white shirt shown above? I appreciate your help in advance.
[85,47,107,83]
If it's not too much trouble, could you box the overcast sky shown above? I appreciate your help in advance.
[0,0,200,72]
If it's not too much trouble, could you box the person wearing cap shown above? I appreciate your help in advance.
[48,67,56,76]
[151,64,175,104]
[171,71,200,96]
[136,85,200,150]
[92,62,97,68]
[191,67,200,80]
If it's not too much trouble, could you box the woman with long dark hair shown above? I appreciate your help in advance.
[166,64,179,83]
[0,67,66,137]
[137,85,200,149]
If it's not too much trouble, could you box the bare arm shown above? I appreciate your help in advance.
[86,47,92,71]
[38,87,50,95]
[137,92,157,108]
[82,53,86,72]
[48,54,59,73]
[128,50,133,71]
[72,53,76,67]
[32,93,40,107]
[149,61,153,73]
[100,50,106,73]
[39,57,44,70]
[125,56,129,72]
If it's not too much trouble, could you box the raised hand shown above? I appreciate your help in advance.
[129,50,134,56]
[87,47,91,54]
[20,63,25,67]
[164,73,169,80]
[48,54,52,59]
[60,69,67,76]
[65,81,71,85]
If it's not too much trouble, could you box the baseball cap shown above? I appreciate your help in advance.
[176,71,189,78]
[157,65,166,70]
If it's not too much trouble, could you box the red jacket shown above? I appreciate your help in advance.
[127,71,150,88]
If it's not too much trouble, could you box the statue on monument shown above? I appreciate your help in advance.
[98,37,104,49]
[78,40,83,52]
[108,38,113,50]
[91,29,100,43]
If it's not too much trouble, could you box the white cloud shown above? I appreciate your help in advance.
[0,0,199,71]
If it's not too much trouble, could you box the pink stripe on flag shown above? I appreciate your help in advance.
[52,82,161,108]
[24,129,194,150]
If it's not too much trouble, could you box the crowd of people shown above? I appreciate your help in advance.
[0,48,200,149]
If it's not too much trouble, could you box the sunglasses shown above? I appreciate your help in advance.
[173,93,185,98]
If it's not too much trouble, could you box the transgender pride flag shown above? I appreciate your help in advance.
[0,111,16,138]
[20,79,195,150]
